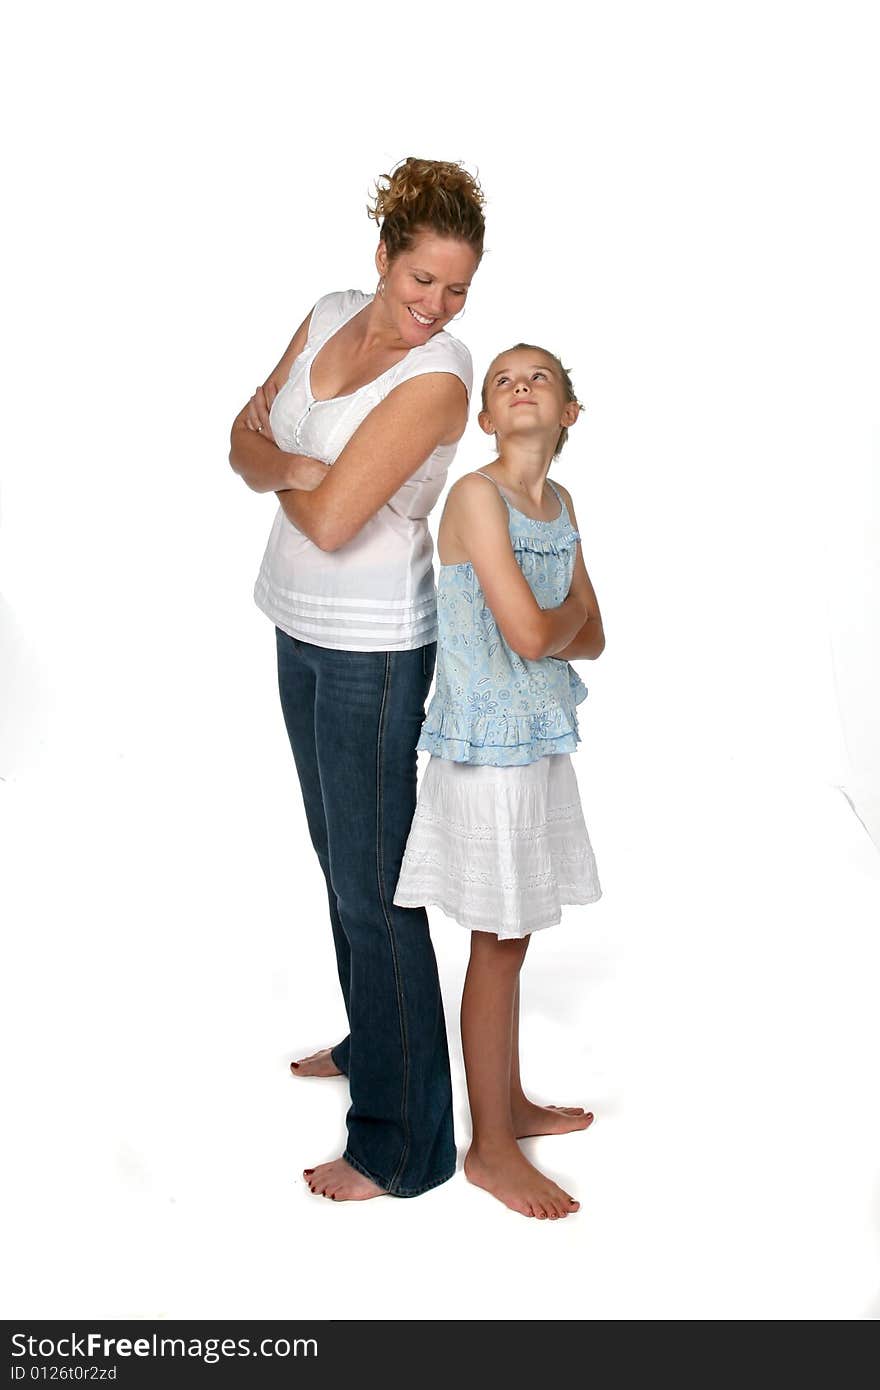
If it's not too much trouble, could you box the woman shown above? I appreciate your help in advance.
[229,158,485,1201]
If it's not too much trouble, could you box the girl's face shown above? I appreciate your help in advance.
[376,232,477,346]
[479,349,579,447]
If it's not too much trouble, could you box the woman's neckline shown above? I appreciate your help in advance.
[307,293,421,405]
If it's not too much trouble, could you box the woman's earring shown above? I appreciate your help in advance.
[378,276,386,297]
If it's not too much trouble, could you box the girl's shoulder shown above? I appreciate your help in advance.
[547,477,580,528]
[548,477,573,507]
[446,470,509,516]
[440,472,510,556]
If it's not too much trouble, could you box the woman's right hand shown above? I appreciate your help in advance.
[230,305,315,493]
[244,382,278,441]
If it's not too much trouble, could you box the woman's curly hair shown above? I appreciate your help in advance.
[367,157,485,263]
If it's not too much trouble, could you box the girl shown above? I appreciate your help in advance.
[393,343,605,1219]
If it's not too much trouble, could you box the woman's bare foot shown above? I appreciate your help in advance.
[464,1141,579,1218]
[512,1100,594,1139]
[303,1158,387,1201]
[290,1048,342,1078]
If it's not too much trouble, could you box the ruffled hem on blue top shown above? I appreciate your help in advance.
[418,669,588,766]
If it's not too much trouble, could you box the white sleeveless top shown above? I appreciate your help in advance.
[253,289,473,651]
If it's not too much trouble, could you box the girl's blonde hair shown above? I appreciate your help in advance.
[481,344,581,456]
[367,157,486,263]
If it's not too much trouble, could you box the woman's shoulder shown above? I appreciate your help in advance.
[418,327,473,376]
[307,289,372,342]
[391,326,473,397]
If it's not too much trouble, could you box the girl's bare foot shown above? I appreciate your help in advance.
[303,1158,387,1201]
[513,1100,594,1138]
[464,1141,580,1218]
[290,1048,342,1078]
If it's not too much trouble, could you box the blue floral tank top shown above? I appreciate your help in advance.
[418,472,588,766]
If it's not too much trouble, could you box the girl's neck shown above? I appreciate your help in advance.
[489,443,556,508]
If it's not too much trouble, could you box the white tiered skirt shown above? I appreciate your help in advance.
[393,754,601,939]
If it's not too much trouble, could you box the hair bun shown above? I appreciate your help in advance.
[367,156,485,262]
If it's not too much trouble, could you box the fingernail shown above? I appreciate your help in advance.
[304,1169,314,1175]
[290,1062,300,1070]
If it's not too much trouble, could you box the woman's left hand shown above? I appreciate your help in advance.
[245,382,278,440]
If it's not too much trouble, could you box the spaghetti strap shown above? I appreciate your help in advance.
[546,479,569,523]
[472,470,570,526]
[472,469,512,508]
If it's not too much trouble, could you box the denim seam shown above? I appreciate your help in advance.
[375,651,412,1193]
[343,1147,455,1198]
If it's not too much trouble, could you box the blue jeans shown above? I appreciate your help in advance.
[275,628,455,1196]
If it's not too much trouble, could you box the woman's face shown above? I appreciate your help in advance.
[376,232,478,346]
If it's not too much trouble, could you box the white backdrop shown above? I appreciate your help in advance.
[2,1,879,1321]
